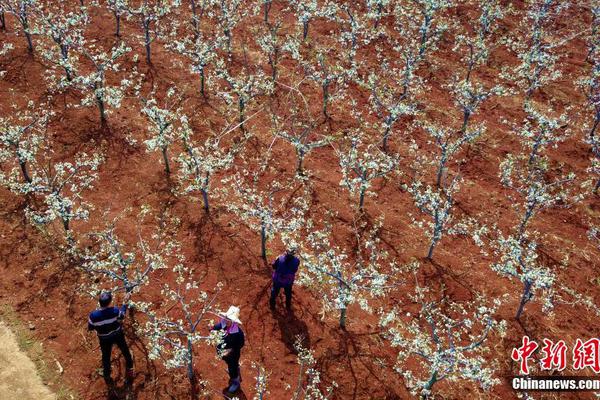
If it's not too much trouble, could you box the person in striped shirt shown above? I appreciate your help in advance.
[88,290,134,386]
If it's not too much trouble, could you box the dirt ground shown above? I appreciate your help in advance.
[0,320,56,400]
[0,1,600,400]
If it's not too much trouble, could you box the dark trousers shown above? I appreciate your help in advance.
[224,355,240,380]
[99,331,133,379]
[270,283,292,309]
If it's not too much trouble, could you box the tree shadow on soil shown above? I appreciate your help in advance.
[272,306,311,355]
[317,329,402,400]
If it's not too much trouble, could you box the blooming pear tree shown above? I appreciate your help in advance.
[0,101,49,186]
[291,337,336,399]
[1,0,36,53]
[75,40,133,125]
[508,0,568,100]
[79,208,178,294]
[142,263,222,393]
[212,0,245,56]
[125,0,181,64]
[301,49,346,119]
[581,5,600,193]
[215,61,273,132]
[452,0,504,84]
[274,119,331,176]
[32,4,88,83]
[256,21,300,85]
[298,221,394,329]
[380,273,504,398]
[25,151,104,237]
[141,90,182,175]
[405,176,459,260]
[337,136,399,211]
[224,171,309,259]
[499,104,577,239]
[491,232,554,320]
[105,0,130,37]
[365,0,452,151]
[168,29,222,98]
[176,116,242,213]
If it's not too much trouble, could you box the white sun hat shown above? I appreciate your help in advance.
[218,305,242,324]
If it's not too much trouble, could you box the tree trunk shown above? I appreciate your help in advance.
[358,187,365,211]
[144,21,151,64]
[201,189,209,213]
[162,147,170,175]
[322,82,329,118]
[264,1,271,24]
[199,67,206,98]
[62,217,70,232]
[421,371,438,399]
[296,150,305,175]
[260,223,267,259]
[19,160,32,183]
[515,280,532,320]
[302,21,309,40]
[0,11,6,31]
[115,13,121,37]
[339,307,347,329]
[24,25,33,53]
[187,340,196,400]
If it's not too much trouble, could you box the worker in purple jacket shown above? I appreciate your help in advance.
[269,247,300,311]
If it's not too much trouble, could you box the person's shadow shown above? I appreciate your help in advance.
[222,387,248,399]
[272,307,311,354]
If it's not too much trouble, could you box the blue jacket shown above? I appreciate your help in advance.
[88,304,127,339]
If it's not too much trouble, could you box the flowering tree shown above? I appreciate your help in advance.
[337,136,399,211]
[176,116,241,213]
[142,264,222,395]
[365,0,452,151]
[452,0,503,84]
[224,171,309,259]
[581,4,600,193]
[291,337,336,399]
[286,0,337,41]
[141,91,182,175]
[215,61,272,132]
[380,273,504,398]
[0,3,5,30]
[105,0,130,37]
[0,42,12,78]
[491,232,554,320]
[273,115,331,176]
[76,41,132,125]
[508,0,568,100]
[405,176,459,260]
[286,0,317,41]
[299,220,393,329]
[167,28,222,98]
[212,0,245,56]
[79,208,175,293]
[125,0,181,64]
[301,49,346,119]
[250,338,336,400]
[256,21,300,85]
[1,0,36,53]
[499,104,576,239]
[0,101,49,186]
[32,4,88,82]
[24,152,104,236]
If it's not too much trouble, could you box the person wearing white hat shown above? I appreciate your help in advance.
[211,305,245,393]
